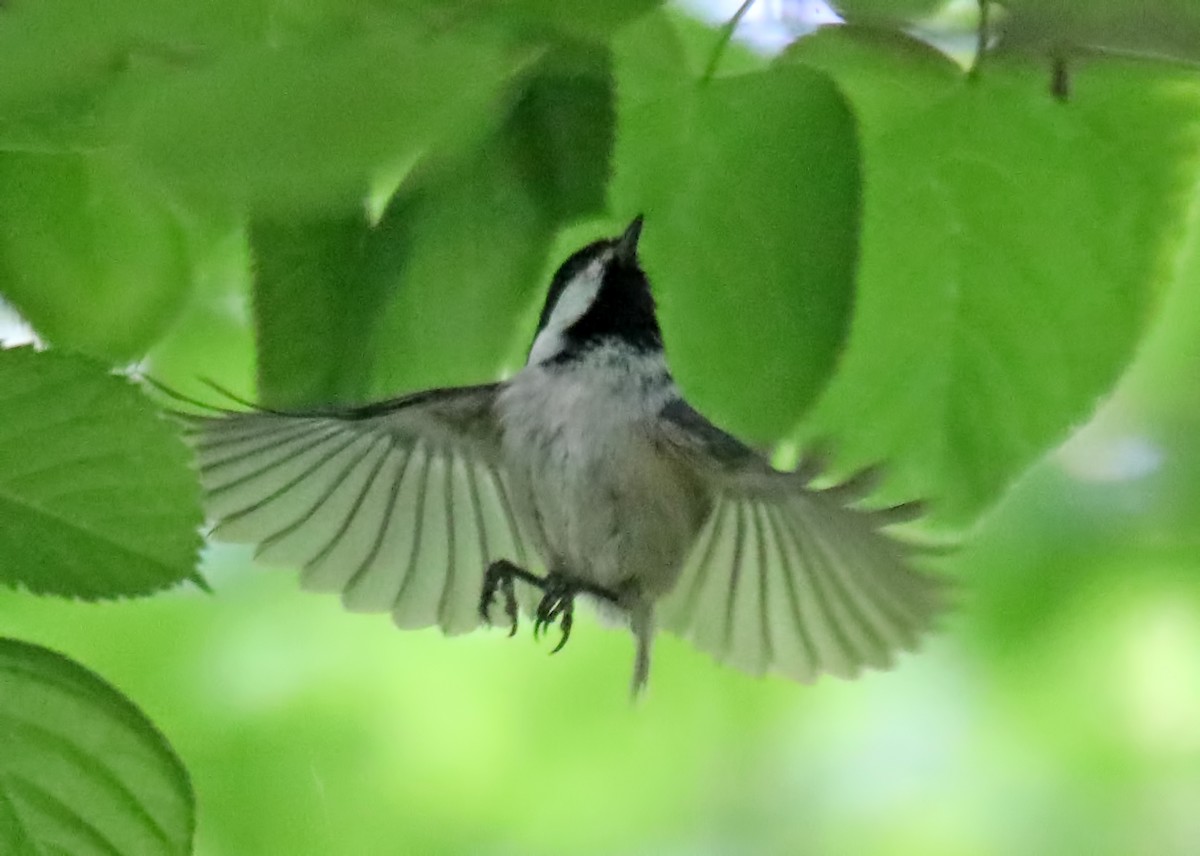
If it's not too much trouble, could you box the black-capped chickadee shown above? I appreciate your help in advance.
[171,217,944,695]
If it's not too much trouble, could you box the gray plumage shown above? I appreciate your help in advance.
[173,218,945,694]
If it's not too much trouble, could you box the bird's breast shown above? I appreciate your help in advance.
[497,354,707,595]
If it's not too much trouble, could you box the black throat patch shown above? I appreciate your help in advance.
[561,260,662,358]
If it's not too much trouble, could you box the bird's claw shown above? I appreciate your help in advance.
[479,560,520,636]
[533,575,575,654]
[480,564,602,654]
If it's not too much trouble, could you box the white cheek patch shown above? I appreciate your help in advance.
[528,255,607,365]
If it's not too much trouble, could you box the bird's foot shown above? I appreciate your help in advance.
[480,562,620,654]
[532,573,577,654]
[480,559,540,636]
[532,573,624,654]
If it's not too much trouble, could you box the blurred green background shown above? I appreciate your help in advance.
[2,0,1200,853]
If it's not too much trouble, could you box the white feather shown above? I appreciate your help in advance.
[526,254,608,365]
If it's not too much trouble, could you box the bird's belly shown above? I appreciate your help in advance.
[507,429,703,597]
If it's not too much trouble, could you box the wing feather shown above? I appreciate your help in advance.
[302,439,403,595]
[773,504,859,678]
[658,498,723,632]
[437,455,486,634]
[657,399,947,683]
[724,502,770,676]
[799,503,895,670]
[341,446,424,611]
[391,447,438,628]
[749,503,775,672]
[305,434,394,574]
[761,506,817,682]
[170,383,533,635]
[688,499,739,660]
[254,433,384,563]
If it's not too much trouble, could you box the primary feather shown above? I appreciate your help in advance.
[178,385,529,635]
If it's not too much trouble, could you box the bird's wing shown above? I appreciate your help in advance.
[172,383,530,635]
[655,399,947,682]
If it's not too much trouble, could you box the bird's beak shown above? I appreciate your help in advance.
[615,215,644,265]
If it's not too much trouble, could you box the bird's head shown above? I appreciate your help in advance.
[527,216,662,365]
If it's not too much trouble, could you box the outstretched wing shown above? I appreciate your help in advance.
[171,384,530,635]
[655,400,947,683]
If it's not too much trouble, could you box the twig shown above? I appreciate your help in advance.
[969,0,990,80]
[702,0,756,85]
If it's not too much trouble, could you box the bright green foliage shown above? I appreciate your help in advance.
[251,214,386,408]
[369,61,615,395]
[1002,0,1200,62]
[0,347,202,598]
[833,0,944,24]
[362,147,556,398]
[509,57,616,224]
[108,25,539,214]
[0,154,191,363]
[785,30,1200,523]
[143,224,259,403]
[491,0,664,41]
[613,12,860,442]
[252,55,616,405]
[0,0,267,109]
[782,25,962,125]
[0,638,193,856]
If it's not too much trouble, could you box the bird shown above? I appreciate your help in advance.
[168,216,945,695]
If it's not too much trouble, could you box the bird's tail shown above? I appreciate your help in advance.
[630,602,654,699]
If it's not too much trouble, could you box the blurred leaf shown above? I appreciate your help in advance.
[0,153,191,363]
[509,54,615,223]
[1001,0,1200,63]
[251,58,614,403]
[832,0,944,24]
[785,35,1200,524]
[493,0,664,41]
[107,24,540,214]
[0,347,202,598]
[612,12,860,442]
[251,214,383,407]
[0,0,269,110]
[670,8,771,79]
[784,24,963,125]
[366,60,616,396]
[364,160,553,398]
[145,222,258,402]
[0,638,193,856]
[0,85,107,156]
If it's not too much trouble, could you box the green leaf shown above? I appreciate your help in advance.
[833,0,945,24]
[788,44,1200,525]
[252,59,615,404]
[612,12,860,443]
[0,0,269,110]
[0,638,193,856]
[669,8,769,79]
[363,157,554,399]
[107,23,539,214]
[493,0,664,41]
[0,347,202,598]
[782,25,963,126]
[0,153,192,363]
[508,53,615,224]
[1001,0,1200,63]
[144,221,258,403]
[251,213,385,408]
[365,62,617,396]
